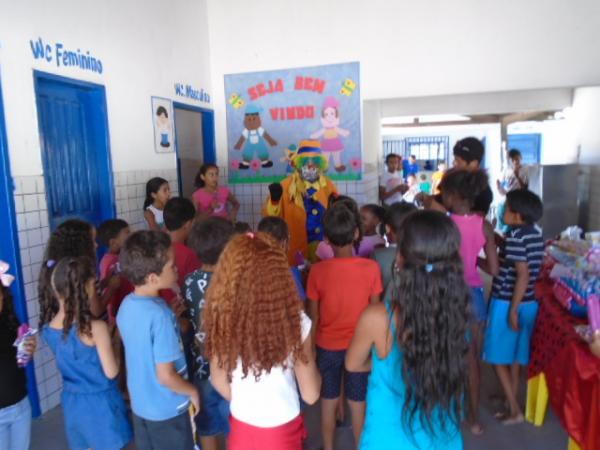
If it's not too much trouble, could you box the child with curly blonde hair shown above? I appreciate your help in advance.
[205,232,321,450]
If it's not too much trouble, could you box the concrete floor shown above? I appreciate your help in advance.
[31,365,567,450]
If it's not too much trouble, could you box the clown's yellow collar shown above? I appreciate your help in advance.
[289,173,327,208]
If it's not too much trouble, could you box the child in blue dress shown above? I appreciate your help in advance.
[41,257,132,450]
[346,210,470,449]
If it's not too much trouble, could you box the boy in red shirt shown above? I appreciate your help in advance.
[161,197,201,298]
[307,202,382,450]
[161,197,201,336]
[97,218,133,322]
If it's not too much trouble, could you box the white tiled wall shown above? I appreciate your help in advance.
[113,169,179,231]
[12,168,179,414]
[12,175,59,414]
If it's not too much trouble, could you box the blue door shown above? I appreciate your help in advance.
[34,72,114,229]
[507,133,541,165]
[0,73,41,416]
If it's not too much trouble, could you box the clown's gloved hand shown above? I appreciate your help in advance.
[269,183,283,202]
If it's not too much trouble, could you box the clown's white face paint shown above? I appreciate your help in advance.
[301,165,320,182]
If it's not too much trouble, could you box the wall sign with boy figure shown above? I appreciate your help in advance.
[233,104,278,169]
[224,62,361,183]
[151,97,175,154]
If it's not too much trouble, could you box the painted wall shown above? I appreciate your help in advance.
[508,119,577,165]
[571,87,600,231]
[0,0,213,414]
[572,87,600,165]
[207,0,600,165]
[0,0,213,177]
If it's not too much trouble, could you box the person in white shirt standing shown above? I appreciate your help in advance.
[379,154,407,206]
[497,149,529,194]
[496,149,529,232]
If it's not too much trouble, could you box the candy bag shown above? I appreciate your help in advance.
[13,324,38,367]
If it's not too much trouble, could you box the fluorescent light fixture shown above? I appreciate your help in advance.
[382,114,471,125]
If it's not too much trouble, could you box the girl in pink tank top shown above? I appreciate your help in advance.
[192,164,240,221]
[440,168,499,437]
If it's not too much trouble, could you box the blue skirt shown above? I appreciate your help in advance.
[62,386,132,450]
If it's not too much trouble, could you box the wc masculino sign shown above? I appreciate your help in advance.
[29,37,103,74]
[174,82,210,104]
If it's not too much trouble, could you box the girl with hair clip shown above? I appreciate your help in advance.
[38,219,115,318]
[346,210,470,449]
[440,168,499,436]
[143,177,171,230]
[41,257,132,450]
[205,232,321,450]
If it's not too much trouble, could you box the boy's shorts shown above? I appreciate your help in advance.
[133,411,193,450]
[482,297,539,366]
[195,377,230,436]
[470,287,488,323]
[316,347,369,401]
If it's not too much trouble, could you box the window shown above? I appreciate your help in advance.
[383,136,450,166]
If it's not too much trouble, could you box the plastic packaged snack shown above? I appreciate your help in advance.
[13,324,38,367]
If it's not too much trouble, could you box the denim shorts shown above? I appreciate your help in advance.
[195,378,230,436]
[0,396,31,450]
[470,287,488,323]
[316,347,369,401]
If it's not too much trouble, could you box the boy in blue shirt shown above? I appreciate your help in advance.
[482,189,544,426]
[403,154,420,179]
[117,230,199,450]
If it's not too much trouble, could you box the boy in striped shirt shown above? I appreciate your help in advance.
[482,189,544,425]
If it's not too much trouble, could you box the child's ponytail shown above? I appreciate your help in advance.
[50,257,95,339]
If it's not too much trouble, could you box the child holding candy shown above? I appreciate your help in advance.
[0,261,37,450]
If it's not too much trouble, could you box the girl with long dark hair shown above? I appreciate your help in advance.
[38,219,108,318]
[143,177,171,230]
[41,257,132,450]
[346,210,470,449]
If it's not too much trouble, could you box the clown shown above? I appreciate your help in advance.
[264,140,337,264]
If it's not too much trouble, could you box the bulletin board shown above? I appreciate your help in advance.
[224,62,361,183]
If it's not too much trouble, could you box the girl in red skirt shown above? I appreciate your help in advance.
[204,231,321,450]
